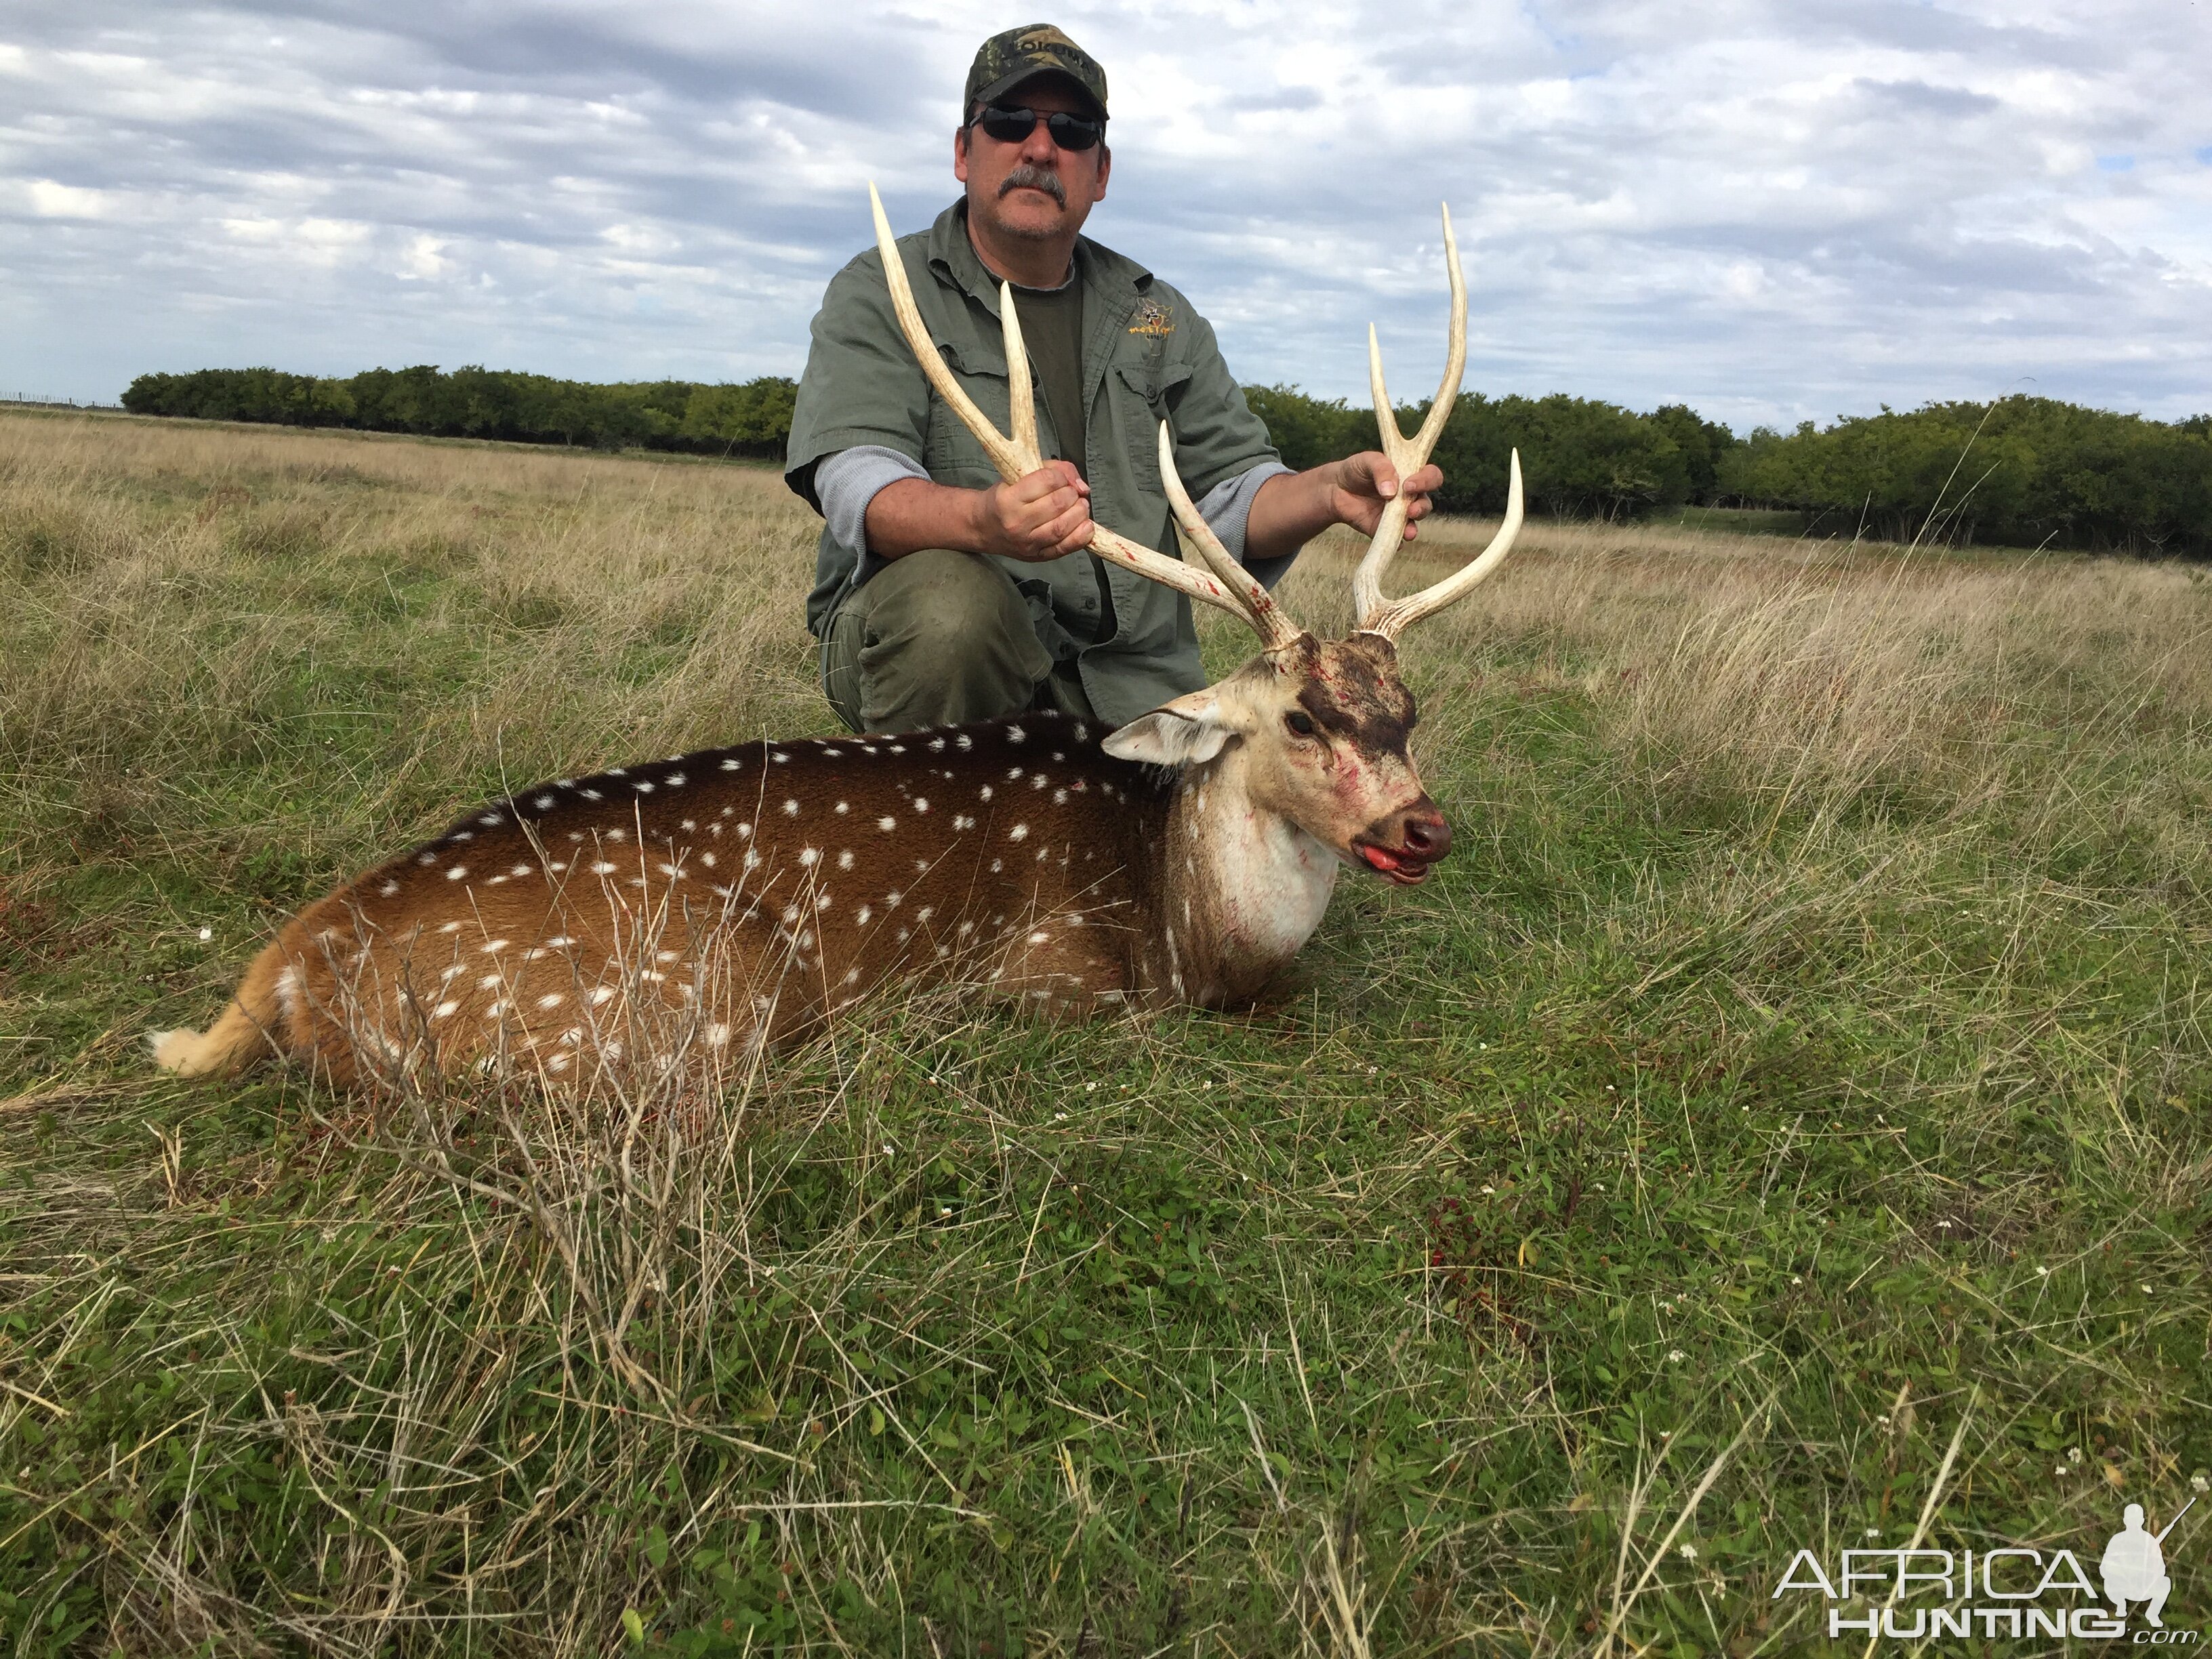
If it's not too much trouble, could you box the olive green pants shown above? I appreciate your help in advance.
[819,548,1097,735]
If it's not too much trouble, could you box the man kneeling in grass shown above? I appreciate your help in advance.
[786,23,1446,735]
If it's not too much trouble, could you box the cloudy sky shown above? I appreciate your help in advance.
[4,1,2208,430]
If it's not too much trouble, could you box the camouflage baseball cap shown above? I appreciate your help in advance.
[963,24,1107,123]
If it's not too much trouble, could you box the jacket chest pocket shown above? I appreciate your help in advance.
[1114,361,1193,488]
[923,340,1010,489]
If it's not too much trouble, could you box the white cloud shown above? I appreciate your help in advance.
[0,0,2205,425]
[26,178,115,218]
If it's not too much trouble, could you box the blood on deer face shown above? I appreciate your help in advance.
[1104,632,1450,886]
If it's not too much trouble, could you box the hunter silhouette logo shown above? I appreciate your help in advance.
[1771,1495,2198,1642]
[2104,1498,2194,1629]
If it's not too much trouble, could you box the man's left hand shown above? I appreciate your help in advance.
[1244,451,1447,565]
[1328,452,1443,541]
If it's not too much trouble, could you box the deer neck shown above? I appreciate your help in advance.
[1155,749,1338,1002]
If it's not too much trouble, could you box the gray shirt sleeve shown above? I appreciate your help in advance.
[817,444,930,559]
[1195,460,1298,589]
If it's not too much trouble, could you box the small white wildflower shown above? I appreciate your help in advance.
[1864,1528,1880,1538]
[2036,1265,2049,1277]
[1478,1042,1487,1049]
[2069,1447,2084,1465]
[1877,1414,1891,1426]
[2140,1284,2153,1295]
[1679,1543,1698,1561]
[197,926,212,941]
[2056,1465,2072,1478]
[2191,1473,2208,1493]
[938,1206,951,1218]
[1084,1082,1096,1092]
[881,1144,894,1158]
[1054,1111,1067,1121]
[1668,1349,1687,1363]
[1791,1276,1803,1286]
[1366,1065,1378,1074]
[1481,1185,1496,1195]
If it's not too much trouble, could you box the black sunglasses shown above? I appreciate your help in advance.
[968,104,1105,152]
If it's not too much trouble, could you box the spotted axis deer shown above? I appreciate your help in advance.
[148,193,1522,1088]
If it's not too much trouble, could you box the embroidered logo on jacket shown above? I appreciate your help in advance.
[1127,298,1175,337]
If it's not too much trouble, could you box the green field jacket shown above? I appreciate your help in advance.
[785,199,1286,729]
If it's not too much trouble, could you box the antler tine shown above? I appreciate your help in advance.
[1000,273,1040,467]
[1088,520,1294,639]
[1155,422,1303,648]
[1350,203,1468,632]
[870,183,1271,640]
[1366,449,1523,641]
[870,182,1038,483]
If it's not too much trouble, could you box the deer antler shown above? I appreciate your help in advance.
[1349,204,1523,642]
[869,182,1295,645]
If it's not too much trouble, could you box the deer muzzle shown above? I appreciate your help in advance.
[1353,799,1452,885]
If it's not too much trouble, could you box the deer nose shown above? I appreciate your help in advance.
[1383,800,1452,863]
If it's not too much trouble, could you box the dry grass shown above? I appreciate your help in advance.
[5,409,2210,1654]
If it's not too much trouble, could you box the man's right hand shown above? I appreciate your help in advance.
[970,460,1094,562]
[861,464,1094,563]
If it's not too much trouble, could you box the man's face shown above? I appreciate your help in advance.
[954,77,1110,246]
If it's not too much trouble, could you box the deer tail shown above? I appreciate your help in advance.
[147,938,294,1078]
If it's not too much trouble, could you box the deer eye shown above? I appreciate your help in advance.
[1286,712,1317,737]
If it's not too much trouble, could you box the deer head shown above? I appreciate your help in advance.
[869,188,1523,888]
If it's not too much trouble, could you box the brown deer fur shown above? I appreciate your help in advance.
[148,634,1452,1086]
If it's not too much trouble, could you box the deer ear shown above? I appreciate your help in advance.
[1101,691,1233,766]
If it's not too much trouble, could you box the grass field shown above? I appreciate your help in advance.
[3,407,2209,1656]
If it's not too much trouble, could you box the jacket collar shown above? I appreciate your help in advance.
[925,199,1151,317]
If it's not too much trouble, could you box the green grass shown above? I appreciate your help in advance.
[3,409,2209,1654]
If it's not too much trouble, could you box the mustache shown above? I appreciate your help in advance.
[998,165,1067,207]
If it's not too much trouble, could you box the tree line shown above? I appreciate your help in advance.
[120,365,796,457]
[124,365,2209,554]
[1248,386,2211,556]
